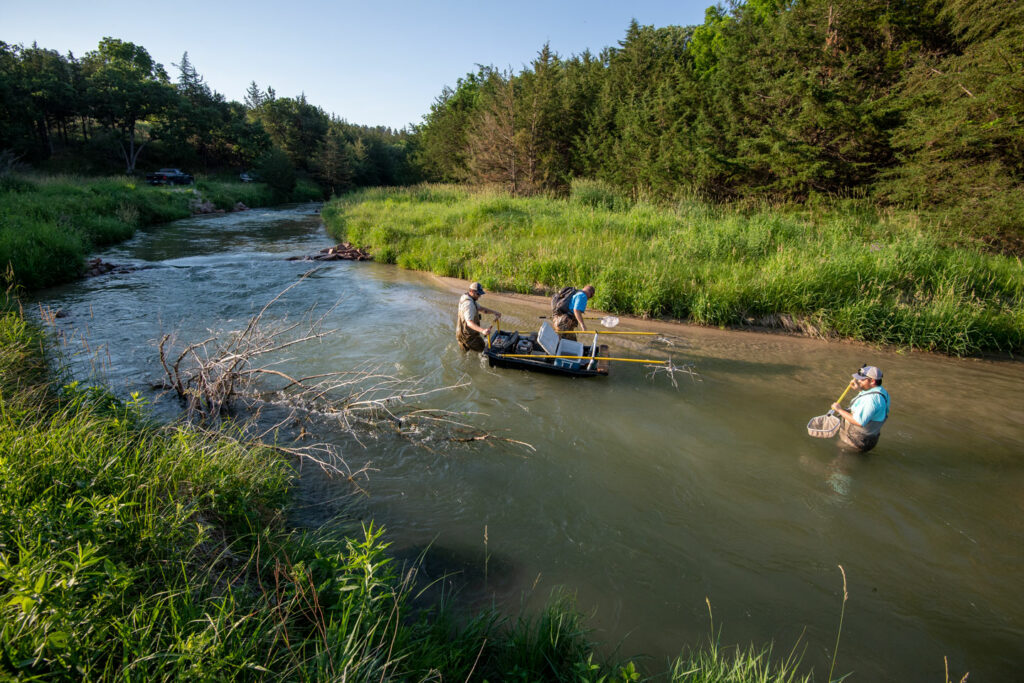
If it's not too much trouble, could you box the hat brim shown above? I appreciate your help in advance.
[852,372,868,380]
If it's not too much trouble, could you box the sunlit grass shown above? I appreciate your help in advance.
[669,639,812,683]
[322,183,1024,355]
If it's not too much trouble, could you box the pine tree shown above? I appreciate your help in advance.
[315,125,355,194]
[465,69,521,193]
[883,0,1024,247]
[244,81,265,110]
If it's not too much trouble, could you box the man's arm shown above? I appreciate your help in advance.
[832,382,868,426]
[461,302,493,335]
[830,403,863,427]
[467,319,491,335]
[573,308,587,331]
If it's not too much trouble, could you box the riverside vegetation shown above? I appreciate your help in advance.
[0,172,321,290]
[322,183,1024,357]
[0,300,831,681]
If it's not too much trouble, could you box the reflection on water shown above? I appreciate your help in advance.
[32,205,1024,682]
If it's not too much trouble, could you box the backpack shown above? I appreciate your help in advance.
[551,286,579,315]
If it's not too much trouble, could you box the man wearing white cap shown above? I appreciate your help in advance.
[456,282,501,352]
[832,365,891,452]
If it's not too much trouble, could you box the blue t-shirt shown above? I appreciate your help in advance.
[569,290,589,312]
[851,387,890,425]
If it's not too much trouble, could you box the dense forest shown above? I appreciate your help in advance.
[0,38,416,195]
[414,0,1023,252]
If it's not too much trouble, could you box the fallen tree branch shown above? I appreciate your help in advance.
[157,272,535,492]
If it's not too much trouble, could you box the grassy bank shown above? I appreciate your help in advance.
[0,303,824,681]
[322,184,1024,356]
[0,173,322,290]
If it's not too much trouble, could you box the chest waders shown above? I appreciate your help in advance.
[456,303,485,352]
[551,312,579,334]
[839,389,890,452]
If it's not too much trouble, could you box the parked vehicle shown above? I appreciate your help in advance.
[239,171,260,183]
[145,168,194,185]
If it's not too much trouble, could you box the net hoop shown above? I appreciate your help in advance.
[807,414,841,438]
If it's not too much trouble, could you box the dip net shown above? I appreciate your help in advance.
[807,413,841,438]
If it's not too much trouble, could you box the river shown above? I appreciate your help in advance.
[32,205,1024,682]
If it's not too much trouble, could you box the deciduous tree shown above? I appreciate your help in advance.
[81,38,172,174]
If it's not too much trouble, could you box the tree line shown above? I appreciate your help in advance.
[413,0,1023,250]
[0,38,416,195]
[3,2,1021,247]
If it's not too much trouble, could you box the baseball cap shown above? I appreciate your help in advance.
[853,366,883,380]
[469,282,485,295]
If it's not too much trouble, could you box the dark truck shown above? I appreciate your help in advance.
[145,168,194,186]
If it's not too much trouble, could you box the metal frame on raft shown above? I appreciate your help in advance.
[482,320,672,378]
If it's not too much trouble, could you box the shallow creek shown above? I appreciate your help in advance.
[32,205,1024,681]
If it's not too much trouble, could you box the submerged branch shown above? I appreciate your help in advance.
[157,275,534,488]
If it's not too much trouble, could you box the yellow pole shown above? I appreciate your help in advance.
[486,318,499,349]
[558,330,658,336]
[499,353,668,365]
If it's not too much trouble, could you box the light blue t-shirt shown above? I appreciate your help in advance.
[569,290,589,312]
[850,387,890,425]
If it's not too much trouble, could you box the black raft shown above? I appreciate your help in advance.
[483,321,610,378]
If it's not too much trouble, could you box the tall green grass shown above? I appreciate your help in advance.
[669,639,811,683]
[0,173,324,290]
[322,184,1024,355]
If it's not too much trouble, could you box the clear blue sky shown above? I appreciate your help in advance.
[2,0,713,130]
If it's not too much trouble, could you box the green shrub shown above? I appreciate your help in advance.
[570,178,631,212]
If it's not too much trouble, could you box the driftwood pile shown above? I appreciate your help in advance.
[190,199,250,214]
[287,242,372,262]
[84,258,135,277]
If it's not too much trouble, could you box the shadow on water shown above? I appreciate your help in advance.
[391,543,526,615]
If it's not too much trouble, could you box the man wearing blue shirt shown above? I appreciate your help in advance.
[832,365,891,452]
[552,284,595,333]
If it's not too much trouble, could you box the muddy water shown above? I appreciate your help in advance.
[33,206,1024,681]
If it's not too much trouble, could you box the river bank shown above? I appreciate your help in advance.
[432,272,1024,369]
[0,172,322,290]
[322,184,1024,357]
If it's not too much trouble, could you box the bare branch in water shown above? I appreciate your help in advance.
[646,358,700,389]
[157,270,535,489]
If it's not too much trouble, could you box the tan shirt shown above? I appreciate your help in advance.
[458,294,479,325]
